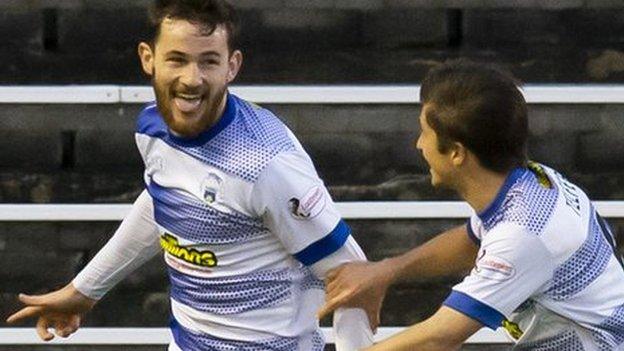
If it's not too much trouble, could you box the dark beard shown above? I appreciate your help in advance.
[152,71,226,138]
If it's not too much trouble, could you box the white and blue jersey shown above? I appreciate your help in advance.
[443,163,624,350]
[134,93,350,350]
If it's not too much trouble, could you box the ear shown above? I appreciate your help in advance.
[138,42,155,76]
[226,50,243,83]
[450,142,467,167]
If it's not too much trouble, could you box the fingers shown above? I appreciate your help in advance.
[316,303,333,321]
[18,293,50,307]
[366,308,381,333]
[56,315,81,338]
[36,318,54,341]
[325,270,352,298]
[69,314,82,331]
[324,277,343,299]
[325,264,345,282]
[6,306,43,324]
[54,320,74,338]
[317,289,352,320]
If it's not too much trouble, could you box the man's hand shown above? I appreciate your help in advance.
[6,283,97,341]
[318,260,397,331]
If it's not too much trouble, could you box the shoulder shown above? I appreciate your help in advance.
[484,166,559,236]
[172,96,300,183]
[257,150,317,183]
[234,96,297,153]
[481,221,553,267]
[136,102,167,138]
[209,96,300,182]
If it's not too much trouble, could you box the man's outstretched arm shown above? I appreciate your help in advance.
[365,306,482,351]
[318,224,478,324]
[6,190,161,340]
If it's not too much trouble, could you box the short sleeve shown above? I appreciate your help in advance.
[251,151,350,266]
[443,222,554,329]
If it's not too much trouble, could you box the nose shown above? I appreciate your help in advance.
[415,134,423,150]
[179,62,203,88]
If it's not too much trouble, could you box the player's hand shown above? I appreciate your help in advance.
[318,260,396,331]
[6,283,97,341]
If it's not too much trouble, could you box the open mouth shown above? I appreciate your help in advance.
[173,92,203,114]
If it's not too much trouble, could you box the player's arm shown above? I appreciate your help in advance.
[365,306,482,351]
[319,223,478,321]
[310,236,375,350]
[250,150,374,350]
[364,223,554,350]
[6,190,161,340]
[383,223,478,282]
[71,190,161,299]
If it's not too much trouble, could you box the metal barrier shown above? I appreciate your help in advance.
[1,201,624,345]
[1,85,624,104]
[1,201,624,221]
[0,327,509,345]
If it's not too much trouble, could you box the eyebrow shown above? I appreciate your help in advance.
[165,50,221,58]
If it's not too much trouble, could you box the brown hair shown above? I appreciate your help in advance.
[420,60,528,173]
[148,0,240,52]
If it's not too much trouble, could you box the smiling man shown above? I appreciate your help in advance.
[6,1,373,350]
[318,60,624,350]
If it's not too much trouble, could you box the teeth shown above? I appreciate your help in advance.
[176,93,201,100]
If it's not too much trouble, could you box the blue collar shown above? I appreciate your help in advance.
[478,167,527,222]
[168,93,237,147]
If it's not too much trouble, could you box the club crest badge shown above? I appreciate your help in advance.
[288,186,326,220]
[200,173,222,204]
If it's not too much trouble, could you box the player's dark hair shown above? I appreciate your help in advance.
[148,0,240,52]
[420,59,528,173]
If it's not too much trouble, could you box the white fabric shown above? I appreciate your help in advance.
[455,164,624,349]
[73,95,371,350]
[455,222,554,317]
[311,236,374,350]
[251,149,344,256]
[72,190,160,299]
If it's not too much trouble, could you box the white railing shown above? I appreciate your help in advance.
[1,201,624,221]
[0,327,510,345]
[1,200,624,345]
[1,85,624,104]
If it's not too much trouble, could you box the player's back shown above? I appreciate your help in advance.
[500,164,624,350]
[454,162,624,350]
[531,164,624,350]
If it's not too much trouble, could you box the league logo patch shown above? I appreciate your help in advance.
[200,173,222,204]
[288,186,326,220]
[475,252,515,281]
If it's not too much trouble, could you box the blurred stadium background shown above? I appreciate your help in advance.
[1,0,624,350]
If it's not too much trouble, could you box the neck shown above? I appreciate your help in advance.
[456,167,510,214]
[210,91,229,127]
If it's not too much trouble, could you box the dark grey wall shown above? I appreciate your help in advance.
[1,2,624,84]
[1,102,623,194]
